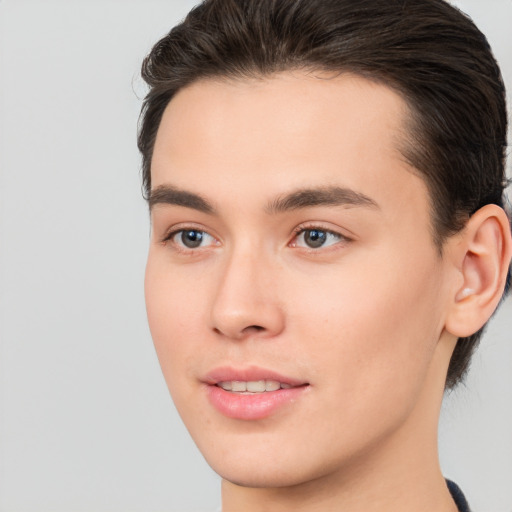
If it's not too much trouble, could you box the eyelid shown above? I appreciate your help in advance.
[161,222,212,242]
[289,222,353,249]
[158,221,352,252]
[160,223,220,252]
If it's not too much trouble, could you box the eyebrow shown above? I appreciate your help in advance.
[265,186,380,213]
[149,185,215,214]
[148,184,379,215]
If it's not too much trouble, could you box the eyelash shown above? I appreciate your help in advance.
[161,224,351,253]
[162,226,218,253]
[290,224,351,250]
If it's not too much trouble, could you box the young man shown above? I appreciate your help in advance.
[139,1,512,510]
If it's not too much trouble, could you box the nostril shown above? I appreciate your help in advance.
[213,325,263,335]
[244,325,265,333]
[213,324,266,339]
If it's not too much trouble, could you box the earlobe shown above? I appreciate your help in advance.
[446,204,512,338]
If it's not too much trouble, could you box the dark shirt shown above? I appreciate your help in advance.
[447,480,471,512]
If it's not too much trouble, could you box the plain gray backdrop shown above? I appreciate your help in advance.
[0,1,510,511]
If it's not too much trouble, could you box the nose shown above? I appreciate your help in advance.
[210,249,285,340]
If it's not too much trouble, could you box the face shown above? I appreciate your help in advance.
[145,72,453,488]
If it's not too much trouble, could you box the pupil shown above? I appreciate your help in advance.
[305,229,326,248]
[181,230,203,248]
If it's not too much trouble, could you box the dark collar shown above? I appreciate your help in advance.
[446,480,471,512]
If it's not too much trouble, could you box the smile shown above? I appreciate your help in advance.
[204,368,310,420]
[217,380,293,393]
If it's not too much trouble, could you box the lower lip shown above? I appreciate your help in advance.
[205,384,308,420]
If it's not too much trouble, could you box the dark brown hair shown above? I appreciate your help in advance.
[138,0,510,388]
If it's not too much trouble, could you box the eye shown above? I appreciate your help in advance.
[292,228,345,249]
[169,229,217,249]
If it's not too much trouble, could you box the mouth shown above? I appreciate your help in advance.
[216,379,294,393]
[203,367,310,420]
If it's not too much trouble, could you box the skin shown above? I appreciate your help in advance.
[145,72,467,511]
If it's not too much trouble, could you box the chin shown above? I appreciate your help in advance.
[214,464,312,489]
[202,448,294,487]
[200,439,339,490]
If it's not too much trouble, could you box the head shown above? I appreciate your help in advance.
[139,0,510,390]
[139,0,512,496]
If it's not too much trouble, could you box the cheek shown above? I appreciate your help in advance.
[144,255,206,384]
[290,248,445,409]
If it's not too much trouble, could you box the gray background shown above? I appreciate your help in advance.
[0,1,510,511]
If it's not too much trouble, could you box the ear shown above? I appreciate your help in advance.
[445,204,512,338]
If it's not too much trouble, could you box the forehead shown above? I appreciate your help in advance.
[151,71,430,230]
[153,72,409,174]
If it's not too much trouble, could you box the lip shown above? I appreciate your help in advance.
[203,366,309,421]
[203,366,306,387]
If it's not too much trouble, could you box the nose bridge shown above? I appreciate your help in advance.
[210,241,284,339]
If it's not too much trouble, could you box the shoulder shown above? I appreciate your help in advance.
[446,480,471,512]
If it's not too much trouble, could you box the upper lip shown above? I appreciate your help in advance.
[203,366,308,387]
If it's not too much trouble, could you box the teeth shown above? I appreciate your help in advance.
[246,380,265,392]
[265,380,280,391]
[231,381,247,392]
[217,380,293,393]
